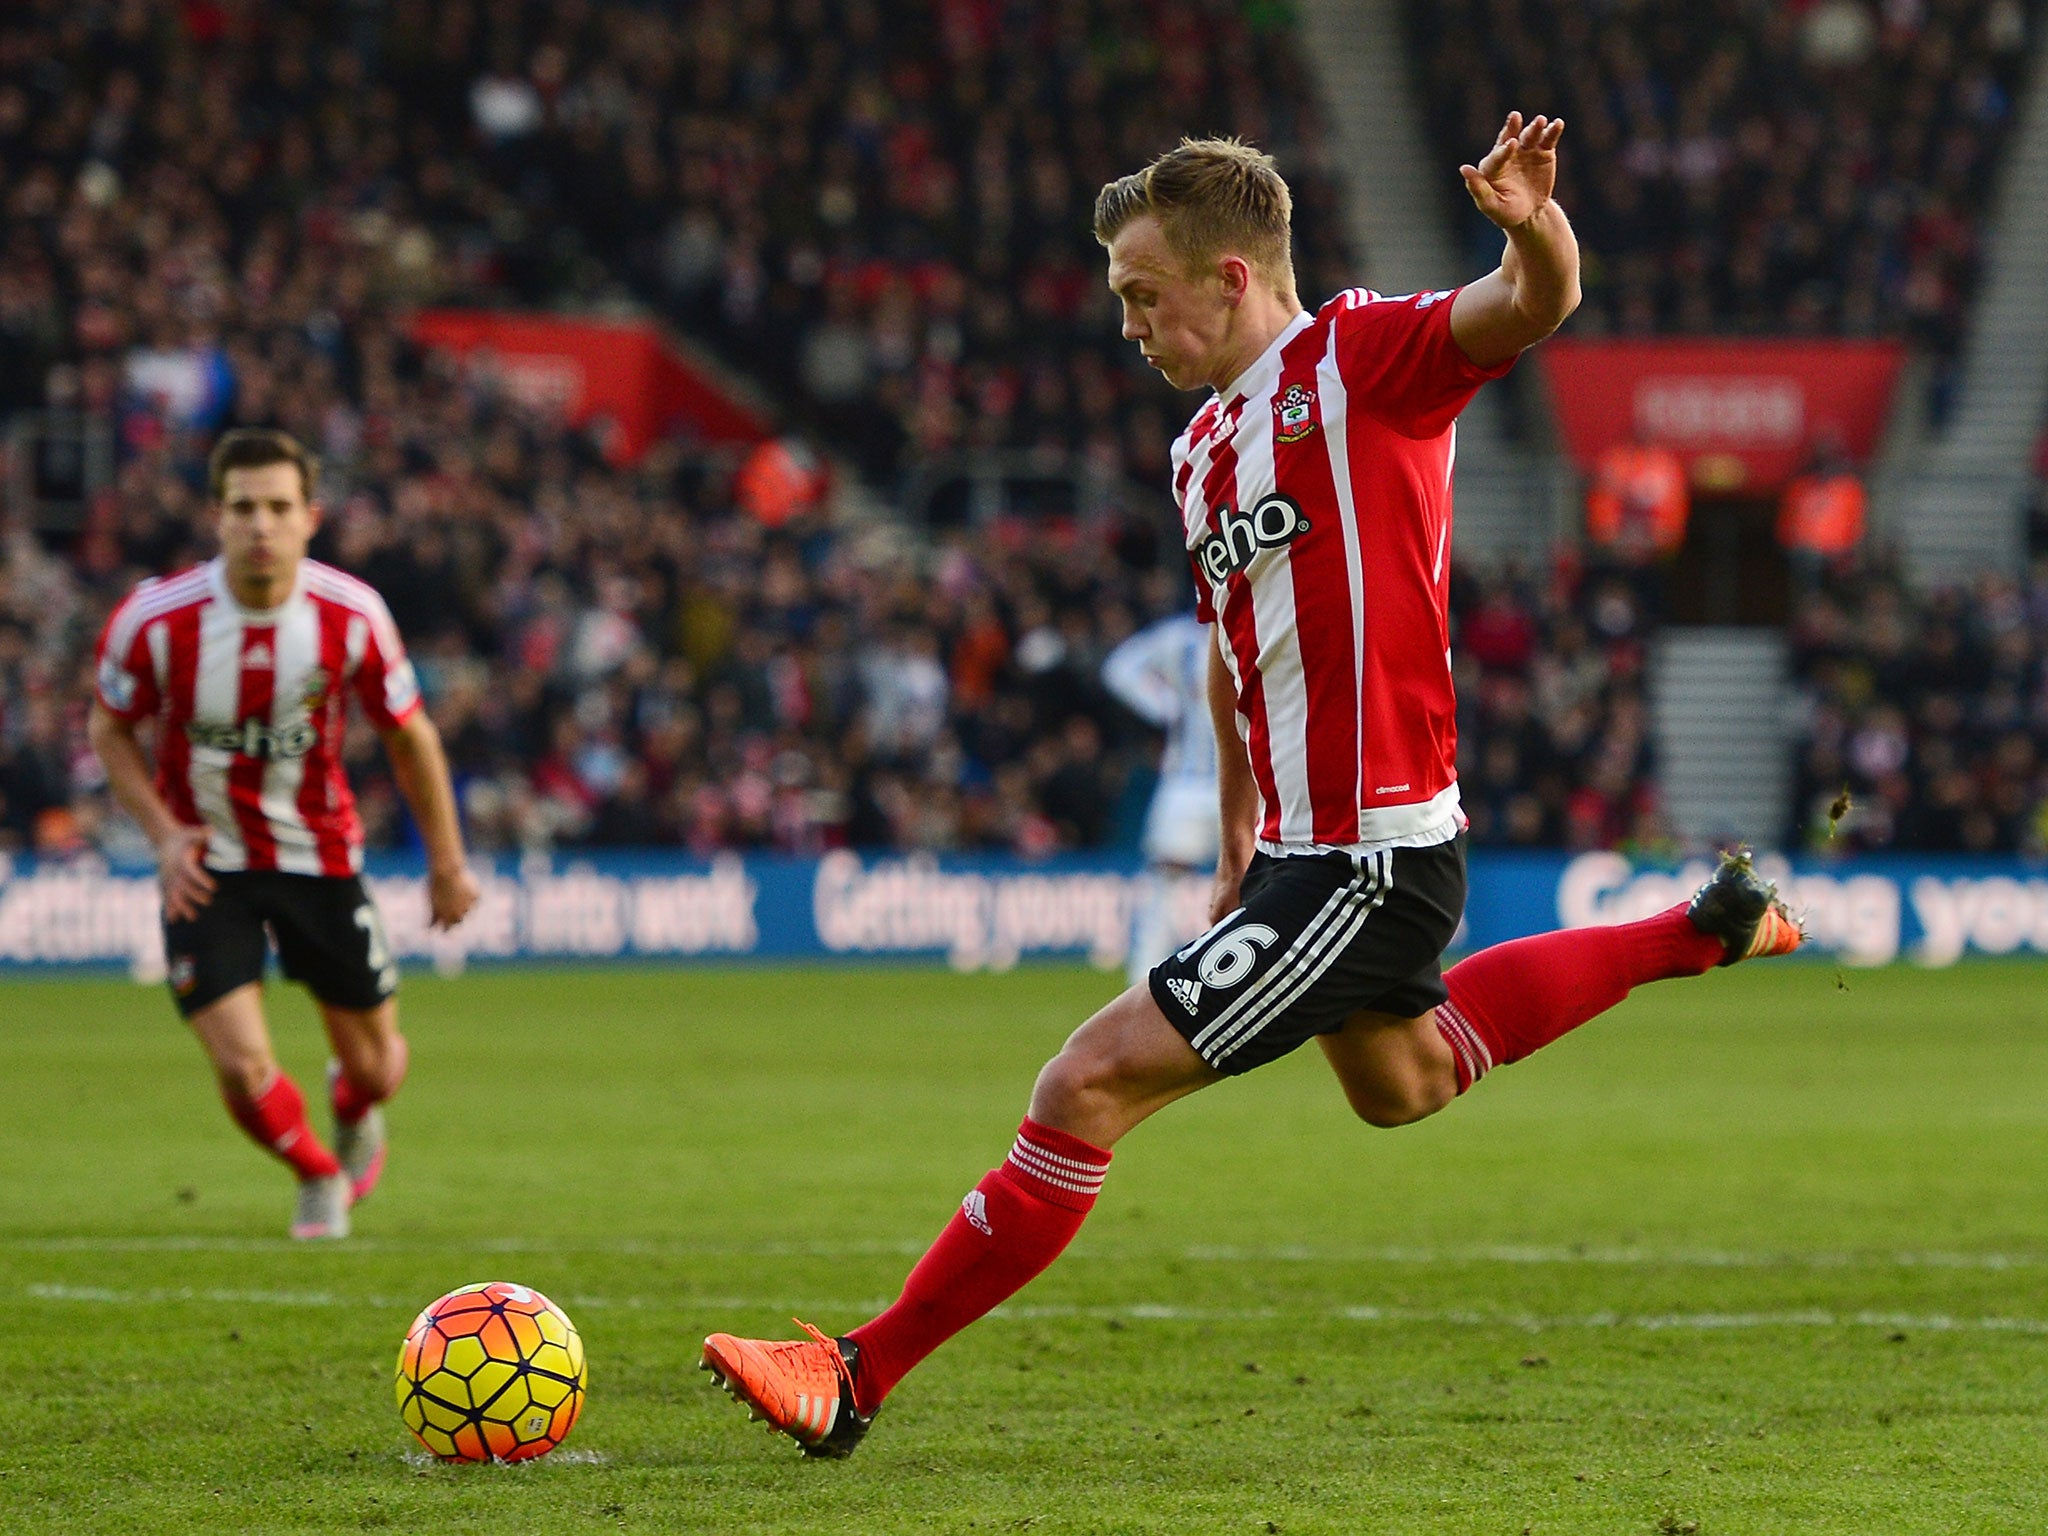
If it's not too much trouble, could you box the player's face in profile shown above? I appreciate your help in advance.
[214,462,320,595]
[1105,216,1232,392]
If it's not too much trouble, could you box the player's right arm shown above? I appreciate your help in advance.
[1207,630,1259,924]
[87,702,215,921]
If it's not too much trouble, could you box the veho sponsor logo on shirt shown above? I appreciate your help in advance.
[1196,492,1310,585]
[186,715,320,760]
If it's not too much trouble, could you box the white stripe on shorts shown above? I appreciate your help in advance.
[1195,851,1394,1066]
[1186,858,1370,1058]
[1203,852,1393,1067]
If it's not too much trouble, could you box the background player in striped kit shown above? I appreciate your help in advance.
[88,429,479,1240]
[700,120,1802,1457]
[1100,611,1219,984]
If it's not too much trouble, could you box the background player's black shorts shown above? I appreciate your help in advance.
[163,871,399,1018]
[1148,837,1466,1076]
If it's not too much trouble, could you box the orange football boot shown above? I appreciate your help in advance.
[700,1319,875,1458]
[1687,848,1805,964]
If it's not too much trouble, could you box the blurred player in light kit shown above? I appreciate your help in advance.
[89,429,480,1240]
[701,117,1804,1457]
[1101,611,1219,983]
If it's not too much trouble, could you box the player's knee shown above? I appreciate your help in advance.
[343,1031,408,1102]
[1346,1073,1454,1129]
[1031,1041,1137,1123]
[212,1052,275,1102]
[1030,1050,1098,1122]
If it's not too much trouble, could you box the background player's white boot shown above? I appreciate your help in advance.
[291,1173,351,1240]
[327,1060,389,1203]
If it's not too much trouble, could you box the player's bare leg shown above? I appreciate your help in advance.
[703,986,1218,1456]
[186,984,350,1238]
[1318,1009,1459,1127]
[1026,984,1222,1146]
[185,983,281,1103]
[1333,851,1805,1111]
[319,999,407,1204]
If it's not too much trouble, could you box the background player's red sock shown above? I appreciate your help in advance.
[223,1072,343,1180]
[331,1036,408,1124]
[1434,903,1724,1091]
[846,1117,1110,1415]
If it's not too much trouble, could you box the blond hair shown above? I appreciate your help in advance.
[1094,137,1296,300]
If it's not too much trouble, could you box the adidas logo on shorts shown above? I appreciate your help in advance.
[1165,976,1203,1014]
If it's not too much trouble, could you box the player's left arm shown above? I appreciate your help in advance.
[1206,631,1259,925]
[379,708,480,930]
[1449,112,1581,371]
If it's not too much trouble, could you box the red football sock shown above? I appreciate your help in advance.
[847,1117,1110,1415]
[1434,903,1724,1092]
[331,1036,408,1125]
[223,1072,343,1180]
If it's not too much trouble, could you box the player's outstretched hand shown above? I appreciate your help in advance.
[1461,111,1564,229]
[156,824,215,922]
[428,861,481,930]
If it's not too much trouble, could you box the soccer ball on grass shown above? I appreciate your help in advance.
[395,1281,586,1462]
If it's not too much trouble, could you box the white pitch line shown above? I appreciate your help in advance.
[4,1235,2044,1271]
[1179,1242,2048,1271]
[24,1284,2048,1337]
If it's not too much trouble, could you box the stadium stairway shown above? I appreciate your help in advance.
[1884,19,2048,579]
[1651,629,1792,850]
[1297,0,1563,566]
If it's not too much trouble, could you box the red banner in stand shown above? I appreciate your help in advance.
[1537,338,1905,492]
[407,311,769,462]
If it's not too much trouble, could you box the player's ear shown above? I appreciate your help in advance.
[305,499,324,538]
[1217,253,1253,308]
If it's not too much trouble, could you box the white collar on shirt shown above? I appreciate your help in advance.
[206,554,306,622]
[1216,308,1313,403]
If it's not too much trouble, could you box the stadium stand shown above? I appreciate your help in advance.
[1786,557,2048,853]
[1455,556,1667,851]
[1405,0,2036,420]
[294,0,1358,499]
[0,0,1669,859]
[14,1,2041,859]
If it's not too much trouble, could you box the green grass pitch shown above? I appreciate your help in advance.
[4,960,2047,1534]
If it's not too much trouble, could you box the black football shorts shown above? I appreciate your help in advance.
[1149,837,1466,1075]
[163,870,399,1018]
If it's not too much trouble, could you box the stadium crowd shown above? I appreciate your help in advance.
[1408,0,2035,416]
[8,0,2045,864]
[1455,559,1666,853]
[85,0,1360,500]
[1787,556,2048,855]
[0,0,1669,863]
[0,0,1197,858]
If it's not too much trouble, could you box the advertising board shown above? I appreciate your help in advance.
[4,849,2045,979]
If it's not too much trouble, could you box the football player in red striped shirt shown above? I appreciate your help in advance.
[702,118,1802,1456]
[89,429,479,1240]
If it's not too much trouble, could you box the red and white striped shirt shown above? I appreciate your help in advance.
[1174,287,1513,854]
[94,557,422,876]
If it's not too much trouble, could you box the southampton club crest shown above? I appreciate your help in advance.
[1274,382,1318,443]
